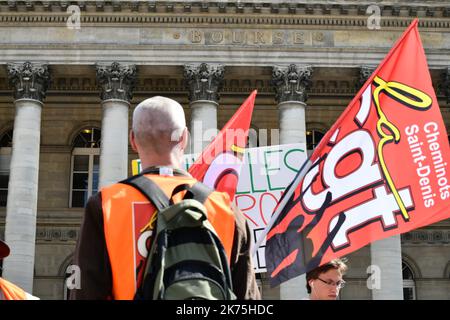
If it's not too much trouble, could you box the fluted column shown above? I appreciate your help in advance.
[271,64,312,300]
[3,62,50,292]
[184,63,224,154]
[272,64,312,146]
[96,62,136,188]
[359,66,404,300]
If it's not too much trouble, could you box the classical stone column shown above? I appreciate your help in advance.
[370,235,404,299]
[184,63,224,154]
[271,64,312,300]
[358,66,404,300]
[3,62,50,292]
[272,64,312,146]
[96,62,136,188]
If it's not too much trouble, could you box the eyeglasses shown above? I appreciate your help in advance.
[317,277,346,289]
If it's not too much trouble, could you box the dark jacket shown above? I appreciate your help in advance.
[70,169,261,300]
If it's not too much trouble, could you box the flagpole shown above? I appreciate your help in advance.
[251,157,313,257]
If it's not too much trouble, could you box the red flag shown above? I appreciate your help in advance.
[189,90,257,200]
[264,20,450,286]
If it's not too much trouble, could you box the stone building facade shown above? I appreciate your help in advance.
[0,0,449,300]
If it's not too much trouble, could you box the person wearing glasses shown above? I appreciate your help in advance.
[306,258,348,300]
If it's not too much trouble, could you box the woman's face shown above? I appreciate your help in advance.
[309,268,344,300]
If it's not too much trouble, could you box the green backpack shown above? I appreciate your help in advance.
[122,175,236,300]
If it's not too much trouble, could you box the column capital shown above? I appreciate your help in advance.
[271,64,312,104]
[96,62,137,102]
[183,63,224,103]
[358,65,376,90]
[7,62,50,102]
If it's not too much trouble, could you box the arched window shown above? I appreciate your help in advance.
[70,127,101,208]
[306,129,325,156]
[402,261,416,300]
[0,129,13,207]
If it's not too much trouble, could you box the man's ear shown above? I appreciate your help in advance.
[179,127,189,151]
[130,130,138,152]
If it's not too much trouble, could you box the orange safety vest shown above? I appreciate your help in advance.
[101,174,236,300]
[0,278,27,300]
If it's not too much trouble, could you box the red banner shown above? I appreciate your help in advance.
[265,20,450,286]
[189,90,257,200]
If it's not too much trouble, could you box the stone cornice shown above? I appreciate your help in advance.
[0,1,449,17]
[0,15,448,30]
[0,4,449,29]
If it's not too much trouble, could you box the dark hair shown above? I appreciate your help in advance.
[306,258,348,294]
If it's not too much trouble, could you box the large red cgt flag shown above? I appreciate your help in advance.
[264,20,450,286]
[189,90,257,200]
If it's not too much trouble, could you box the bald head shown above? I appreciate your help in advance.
[132,96,187,155]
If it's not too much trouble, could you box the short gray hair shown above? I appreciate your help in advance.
[132,96,186,152]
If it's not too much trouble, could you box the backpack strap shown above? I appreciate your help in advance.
[120,175,170,212]
[120,176,213,211]
[170,182,213,205]
[186,182,214,204]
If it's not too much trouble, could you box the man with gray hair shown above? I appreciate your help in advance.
[131,96,188,170]
[71,96,260,300]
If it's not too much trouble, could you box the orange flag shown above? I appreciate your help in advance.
[264,20,450,286]
[189,90,257,200]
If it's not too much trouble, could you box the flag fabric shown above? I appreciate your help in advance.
[264,19,450,287]
[189,90,257,200]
